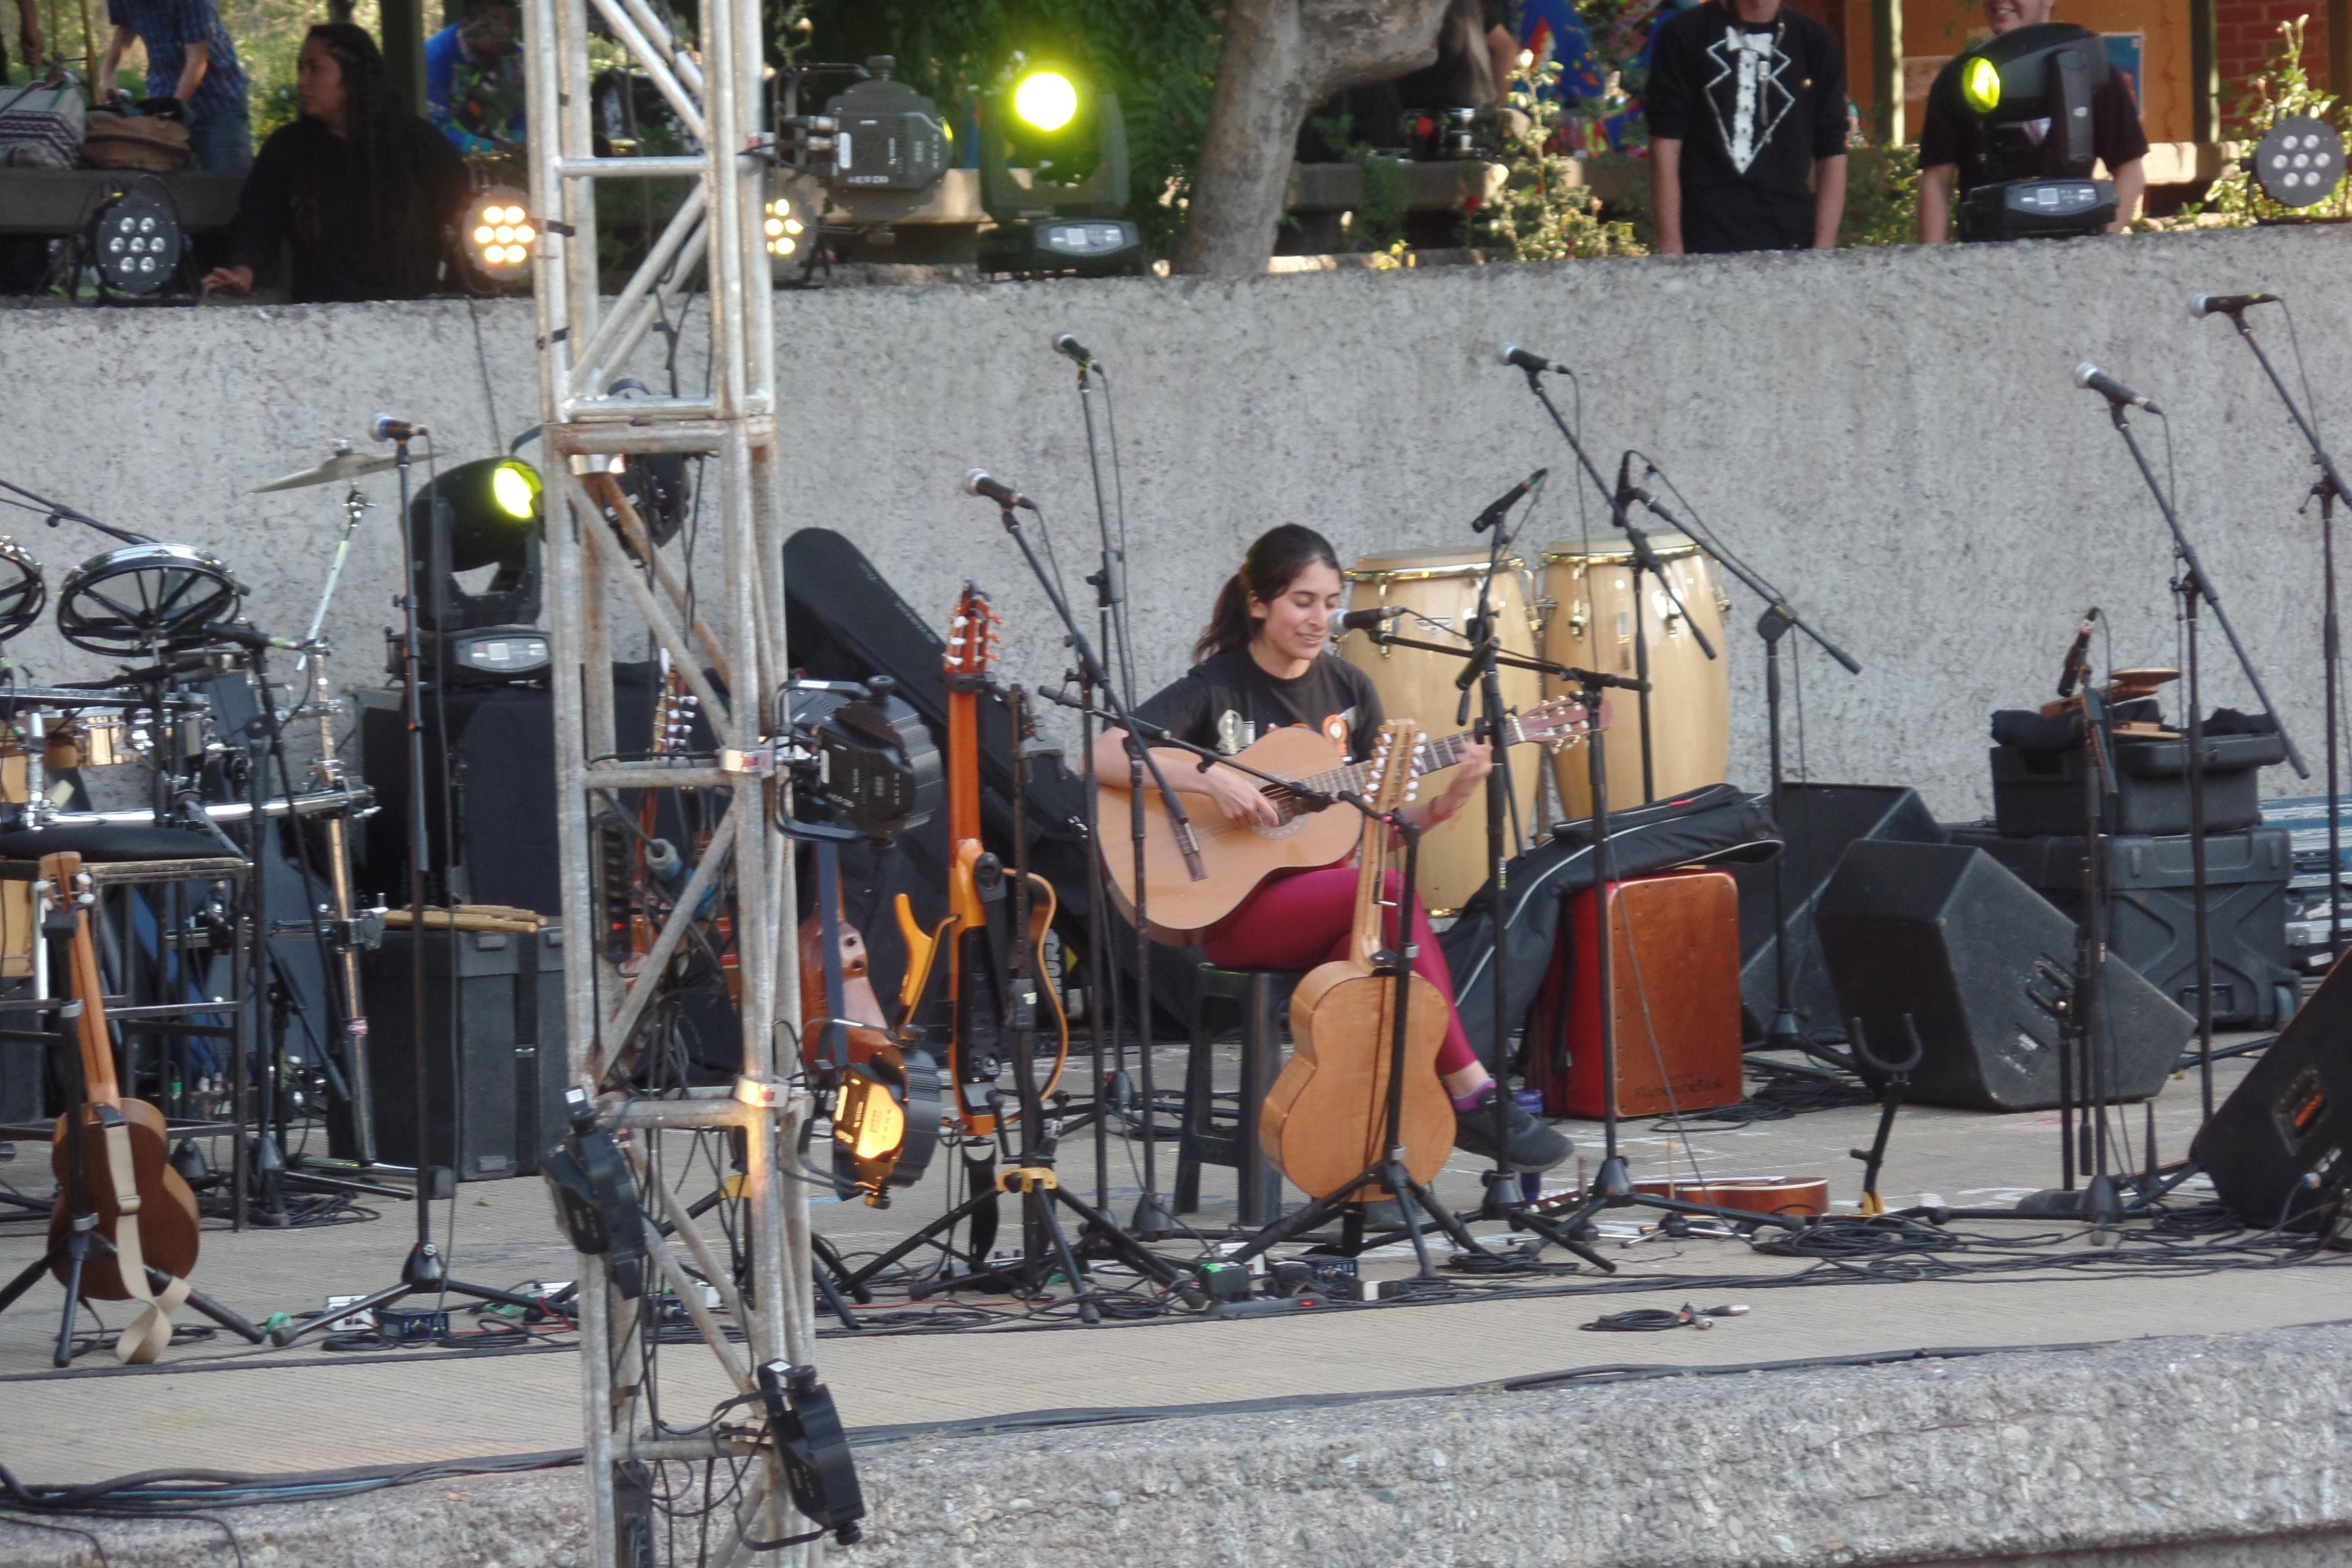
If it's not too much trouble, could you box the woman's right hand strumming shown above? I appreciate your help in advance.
[1200,763,1279,827]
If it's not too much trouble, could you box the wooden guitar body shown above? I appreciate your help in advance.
[797,904,892,1071]
[1261,964,1453,1200]
[49,1096,199,1299]
[1102,726,1362,941]
[42,850,200,1302]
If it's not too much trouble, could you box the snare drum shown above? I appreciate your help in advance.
[1340,548,1543,913]
[1539,531,1730,817]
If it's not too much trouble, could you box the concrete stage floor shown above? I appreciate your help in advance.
[1,1033,2339,1500]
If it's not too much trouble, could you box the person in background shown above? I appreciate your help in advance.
[1644,0,1848,253]
[1916,0,2148,239]
[425,0,524,153]
[5,0,42,81]
[96,0,251,172]
[201,24,465,303]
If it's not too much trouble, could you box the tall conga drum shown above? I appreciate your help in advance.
[1539,531,1729,817]
[1340,548,1542,913]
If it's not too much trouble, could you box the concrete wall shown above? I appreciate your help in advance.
[1,223,2345,823]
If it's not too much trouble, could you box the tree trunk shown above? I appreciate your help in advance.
[1174,0,1455,278]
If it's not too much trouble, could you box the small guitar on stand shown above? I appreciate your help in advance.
[1101,696,1599,940]
[0,852,255,1365]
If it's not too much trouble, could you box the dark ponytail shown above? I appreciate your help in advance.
[1193,524,1342,663]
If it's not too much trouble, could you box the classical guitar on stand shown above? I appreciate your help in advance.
[42,851,201,1362]
[1102,695,1600,940]
[1258,720,1455,1202]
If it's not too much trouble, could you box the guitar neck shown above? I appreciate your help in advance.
[1300,721,1514,803]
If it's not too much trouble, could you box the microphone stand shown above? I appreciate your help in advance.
[987,496,1203,1239]
[1503,362,1711,801]
[2208,306,2338,962]
[1623,470,1861,1057]
[2099,401,2297,1122]
[1066,350,1133,1215]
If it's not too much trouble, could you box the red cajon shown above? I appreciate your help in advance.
[1557,870,1744,1118]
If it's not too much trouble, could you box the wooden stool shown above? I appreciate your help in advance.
[1175,965,1302,1227]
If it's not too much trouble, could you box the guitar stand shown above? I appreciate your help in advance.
[1847,1015,1921,1217]
[0,1218,265,1367]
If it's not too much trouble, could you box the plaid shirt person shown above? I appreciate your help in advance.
[107,0,246,124]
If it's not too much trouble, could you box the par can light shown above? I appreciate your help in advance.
[464,185,538,282]
[2253,115,2345,207]
[88,189,183,298]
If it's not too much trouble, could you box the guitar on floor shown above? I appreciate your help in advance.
[1099,695,1601,941]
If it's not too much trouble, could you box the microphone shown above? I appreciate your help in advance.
[2056,607,2100,698]
[2190,291,2282,317]
[371,414,427,442]
[1498,343,1566,375]
[1051,333,1096,368]
[2073,363,2162,416]
[963,469,1037,511]
[1327,606,1407,639]
[1472,468,1546,532]
[201,622,311,653]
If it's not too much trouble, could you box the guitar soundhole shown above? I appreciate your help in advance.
[1252,815,1309,841]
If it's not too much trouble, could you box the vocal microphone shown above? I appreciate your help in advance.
[2189,291,2282,317]
[371,414,428,442]
[1327,606,1407,639]
[963,469,1037,511]
[1472,467,1547,532]
[2073,363,2162,416]
[1498,343,1567,375]
[2056,606,2100,698]
[1051,333,1096,368]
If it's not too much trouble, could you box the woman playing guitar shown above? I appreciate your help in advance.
[1094,525,1570,1174]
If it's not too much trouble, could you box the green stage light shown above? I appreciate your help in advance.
[491,459,541,521]
[1961,55,2002,114]
[1014,70,1078,132]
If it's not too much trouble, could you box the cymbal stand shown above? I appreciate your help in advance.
[2100,400,2302,1121]
[267,435,543,1346]
[1619,464,1861,1057]
[2205,305,2340,962]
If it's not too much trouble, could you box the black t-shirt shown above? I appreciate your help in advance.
[1645,1,1848,253]
[228,113,468,302]
[1130,647,1386,765]
[1917,54,2149,192]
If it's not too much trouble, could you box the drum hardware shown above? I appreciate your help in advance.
[56,545,244,657]
[0,537,48,644]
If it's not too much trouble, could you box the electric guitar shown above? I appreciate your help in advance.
[1100,695,1601,941]
[890,584,1068,1136]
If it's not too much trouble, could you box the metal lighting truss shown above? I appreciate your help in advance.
[522,0,820,1555]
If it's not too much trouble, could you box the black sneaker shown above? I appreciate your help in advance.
[1451,1086,1571,1172]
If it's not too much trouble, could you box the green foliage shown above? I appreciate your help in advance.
[792,0,1219,257]
[1842,145,1920,247]
[2170,15,2352,226]
[1306,110,1409,252]
[223,0,381,143]
[1468,57,1645,261]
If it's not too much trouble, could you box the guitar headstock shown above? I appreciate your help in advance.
[944,583,1000,678]
[1509,694,1609,753]
[1365,719,1423,815]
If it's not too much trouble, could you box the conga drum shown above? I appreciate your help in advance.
[1340,548,1542,913]
[1539,532,1730,816]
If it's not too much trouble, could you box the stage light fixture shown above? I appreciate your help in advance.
[1960,55,2002,114]
[88,189,183,298]
[1950,22,2117,241]
[464,185,537,282]
[763,195,804,257]
[2252,115,2346,207]
[394,455,547,684]
[1014,70,1078,132]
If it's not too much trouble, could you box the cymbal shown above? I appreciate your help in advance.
[249,448,396,494]
[2110,666,2180,688]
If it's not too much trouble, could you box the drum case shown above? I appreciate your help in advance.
[1989,731,2284,837]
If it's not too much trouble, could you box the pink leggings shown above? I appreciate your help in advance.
[1200,865,1481,1077]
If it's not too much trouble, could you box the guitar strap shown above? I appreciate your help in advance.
[96,1109,190,1364]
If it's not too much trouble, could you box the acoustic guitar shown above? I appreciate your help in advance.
[43,851,201,1361]
[1258,721,1455,1202]
[1100,695,1599,941]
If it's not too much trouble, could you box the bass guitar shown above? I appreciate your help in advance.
[1101,695,1600,940]
[1258,721,1454,1200]
[43,851,201,1362]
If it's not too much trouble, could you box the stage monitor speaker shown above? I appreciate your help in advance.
[1817,841,2193,1112]
[1732,783,1943,1044]
[2196,956,2352,1232]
